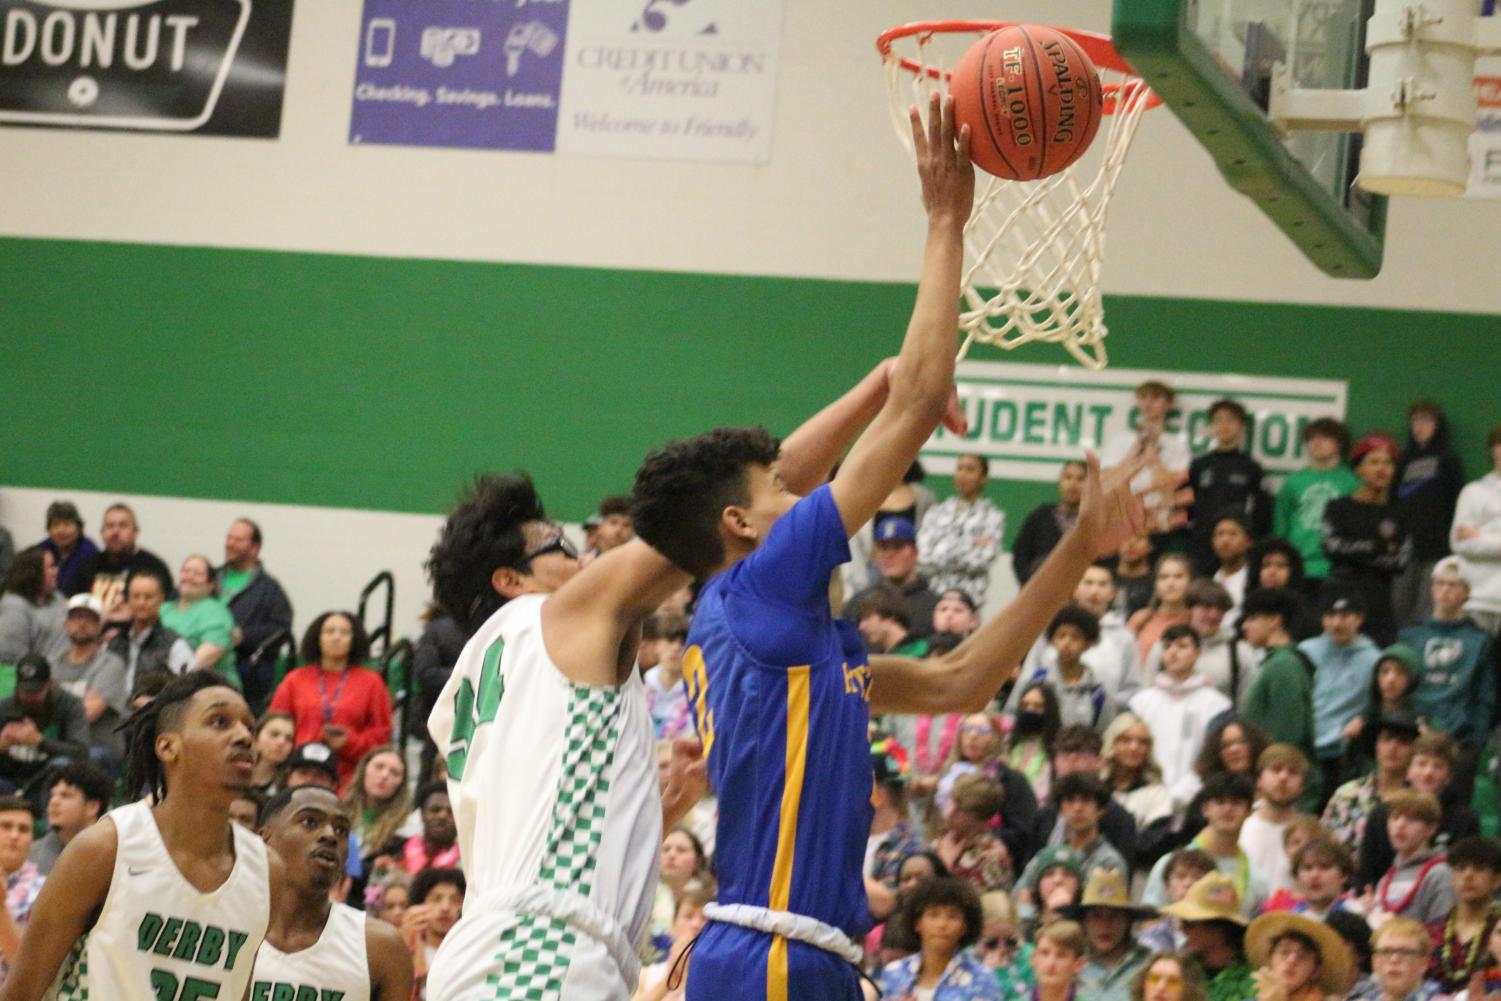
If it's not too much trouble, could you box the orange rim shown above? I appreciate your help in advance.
[876,20,1163,113]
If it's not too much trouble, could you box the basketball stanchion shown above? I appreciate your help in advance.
[878,21,1162,370]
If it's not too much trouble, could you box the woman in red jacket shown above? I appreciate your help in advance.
[270,610,393,786]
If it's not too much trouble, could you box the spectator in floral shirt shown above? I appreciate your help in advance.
[642,611,692,740]
[876,877,1003,1001]
[918,455,1007,606]
[934,774,1014,894]
[0,795,43,979]
[1320,710,1418,851]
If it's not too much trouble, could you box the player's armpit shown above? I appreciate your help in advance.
[366,916,416,1001]
[543,539,692,687]
[0,819,117,1001]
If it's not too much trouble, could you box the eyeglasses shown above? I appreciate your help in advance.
[960,724,994,735]
[1372,948,1426,961]
[520,525,578,566]
[981,936,1018,951]
[1145,973,1184,987]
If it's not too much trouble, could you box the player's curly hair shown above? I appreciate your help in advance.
[121,670,243,804]
[427,472,546,634]
[631,426,782,580]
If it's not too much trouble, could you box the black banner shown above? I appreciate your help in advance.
[0,0,294,137]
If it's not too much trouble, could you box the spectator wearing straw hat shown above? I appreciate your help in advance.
[1063,868,1156,1001]
[1244,910,1354,1001]
[1322,432,1413,645]
[1160,872,1254,1001]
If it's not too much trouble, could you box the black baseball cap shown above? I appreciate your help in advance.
[285,742,339,781]
[1374,710,1421,741]
[1320,589,1366,615]
[16,655,50,695]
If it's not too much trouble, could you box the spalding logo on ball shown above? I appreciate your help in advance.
[951,25,1104,181]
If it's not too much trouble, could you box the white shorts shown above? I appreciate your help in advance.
[426,911,630,1001]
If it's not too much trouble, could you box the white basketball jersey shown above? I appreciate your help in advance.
[251,902,370,1001]
[426,594,661,1001]
[49,799,271,1001]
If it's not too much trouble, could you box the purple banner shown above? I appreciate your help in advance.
[350,0,568,151]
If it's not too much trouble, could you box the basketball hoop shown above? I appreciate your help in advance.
[878,21,1161,370]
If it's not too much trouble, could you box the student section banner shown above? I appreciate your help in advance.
[0,0,294,137]
[349,0,783,163]
[920,361,1349,482]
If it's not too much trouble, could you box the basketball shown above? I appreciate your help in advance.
[950,24,1104,181]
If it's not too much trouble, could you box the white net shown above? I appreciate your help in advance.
[881,24,1156,370]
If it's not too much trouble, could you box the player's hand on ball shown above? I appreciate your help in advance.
[911,92,975,225]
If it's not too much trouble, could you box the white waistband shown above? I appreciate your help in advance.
[703,903,865,967]
[476,883,642,990]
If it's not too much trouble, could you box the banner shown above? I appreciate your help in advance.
[1471,58,1501,198]
[0,0,293,137]
[349,0,782,163]
[920,361,1349,482]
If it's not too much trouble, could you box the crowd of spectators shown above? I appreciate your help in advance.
[2,386,1500,1001]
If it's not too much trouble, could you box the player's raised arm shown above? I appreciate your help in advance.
[830,92,973,536]
[867,452,1189,714]
[0,819,117,1001]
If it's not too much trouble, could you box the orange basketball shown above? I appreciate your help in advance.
[950,25,1104,181]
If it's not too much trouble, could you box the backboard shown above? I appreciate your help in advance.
[1113,0,1387,278]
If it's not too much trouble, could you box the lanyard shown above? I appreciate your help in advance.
[318,669,351,724]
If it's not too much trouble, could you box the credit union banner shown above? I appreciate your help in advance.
[350,0,782,163]
[0,0,293,136]
[921,361,1348,482]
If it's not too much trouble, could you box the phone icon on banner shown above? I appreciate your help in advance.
[365,19,396,68]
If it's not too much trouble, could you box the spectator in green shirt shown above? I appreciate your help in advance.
[1275,418,1359,595]
[1240,587,1320,807]
[160,554,239,689]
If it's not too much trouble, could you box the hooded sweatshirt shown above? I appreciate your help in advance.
[1300,632,1380,755]
[1451,471,1501,616]
[1127,672,1232,808]
[1400,617,1495,745]
[1396,416,1466,561]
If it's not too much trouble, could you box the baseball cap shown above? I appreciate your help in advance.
[1350,432,1399,467]
[1433,555,1473,586]
[582,513,603,531]
[285,742,339,781]
[874,518,917,545]
[1374,709,1422,741]
[16,656,50,695]
[66,593,104,618]
[1320,589,1366,615]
